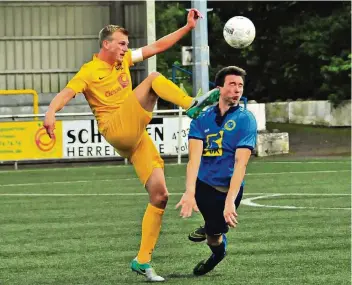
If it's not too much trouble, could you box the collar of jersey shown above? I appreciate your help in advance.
[214,104,240,116]
[92,54,117,69]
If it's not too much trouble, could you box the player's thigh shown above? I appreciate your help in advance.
[103,92,152,154]
[195,179,228,235]
[130,131,164,186]
[133,72,160,112]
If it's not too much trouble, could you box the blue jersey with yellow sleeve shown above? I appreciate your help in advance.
[188,104,257,187]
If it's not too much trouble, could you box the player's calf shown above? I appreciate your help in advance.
[193,234,227,276]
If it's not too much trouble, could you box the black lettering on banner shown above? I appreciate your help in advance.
[78,129,88,143]
[159,144,164,154]
[172,128,190,140]
[67,147,75,156]
[155,127,163,141]
[146,126,164,141]
[78,147,84,156]
[149,118,163,124]
[96,146,102,156]
[67,130,76,144]
[146,118,164,141]
[91,120,102,143]
[175,142,188,153]
[87,146,93,156]
[105,146,110,156]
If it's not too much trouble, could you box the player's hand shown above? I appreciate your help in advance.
[175,192,199,218]
[186,8,203,30]
[43,112,56,139]
[224,201,238,228]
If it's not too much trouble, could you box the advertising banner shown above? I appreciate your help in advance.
[1,108,264,161]
[61,117,192,158]
[62,120,118,158]
[0,121,63,161]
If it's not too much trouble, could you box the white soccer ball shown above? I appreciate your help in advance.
[223,16,256,49]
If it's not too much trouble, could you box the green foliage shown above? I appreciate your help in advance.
[155,1,351,107]
[321,53,351,107]
[277,2,351,106]
[155,2,193,108]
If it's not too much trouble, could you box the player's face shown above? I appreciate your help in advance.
[106,31,129,63]
[219,75,244,106]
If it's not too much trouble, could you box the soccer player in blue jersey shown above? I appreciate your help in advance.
[176,66,257,276]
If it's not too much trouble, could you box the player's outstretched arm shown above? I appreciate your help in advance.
[224,148,252,228]
[175,138,203,218]
[43,88,76,139]
[140,8,203,60]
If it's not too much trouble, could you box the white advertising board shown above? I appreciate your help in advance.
[61,104,263,159]
[62,117,192,158]
[62,120,117,158]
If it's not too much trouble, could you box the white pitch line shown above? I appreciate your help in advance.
[0,163,181,173]
[0,160,350,174]
[246,170,350,175]
[252,161,351,164]
[0,178,139,187]
[0,193,181,197]
[0,169,349,188]
[242,194,351,210]
[0,192,350,197]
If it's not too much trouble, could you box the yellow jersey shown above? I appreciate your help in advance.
[66,50,134,132]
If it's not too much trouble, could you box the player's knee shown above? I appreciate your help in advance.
[156,188,169,204]
[151,187,169,208]
[207,235,222,246]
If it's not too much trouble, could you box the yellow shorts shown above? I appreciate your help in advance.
[102,92,164,185]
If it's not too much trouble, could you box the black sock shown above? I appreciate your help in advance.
[208,242,226,260]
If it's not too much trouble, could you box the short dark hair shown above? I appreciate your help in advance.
[99,25,129,48]
[215,66,247,87]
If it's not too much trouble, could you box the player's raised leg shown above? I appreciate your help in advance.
[133,72,220,118]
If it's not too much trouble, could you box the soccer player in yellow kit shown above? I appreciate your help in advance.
[43,8,220,282]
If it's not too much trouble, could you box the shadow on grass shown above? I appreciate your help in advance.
[165,272,221,279]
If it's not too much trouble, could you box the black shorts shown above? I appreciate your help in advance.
[195,178,244,236]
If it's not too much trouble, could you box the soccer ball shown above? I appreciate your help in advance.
[223,16,256,49]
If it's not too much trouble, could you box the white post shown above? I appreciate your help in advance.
[146,0,157,110]
[177,106,183,164]
[191,0,210,97]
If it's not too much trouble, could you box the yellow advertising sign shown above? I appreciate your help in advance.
[0,121,63,161]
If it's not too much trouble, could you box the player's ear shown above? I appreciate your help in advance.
[102,39,110,49]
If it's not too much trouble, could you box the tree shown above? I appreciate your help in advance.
[155,1,351,107]
[155,2,193,108]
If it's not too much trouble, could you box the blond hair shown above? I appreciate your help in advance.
[99,25,129,48]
